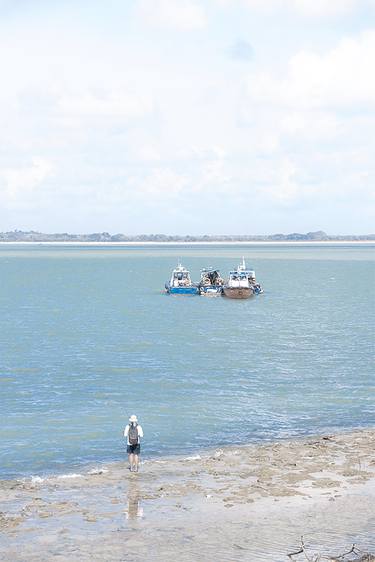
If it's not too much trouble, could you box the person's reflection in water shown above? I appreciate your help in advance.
[125,480,144,520]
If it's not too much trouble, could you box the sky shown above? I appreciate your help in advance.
[0,0,374,235]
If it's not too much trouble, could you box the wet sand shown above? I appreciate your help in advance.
[0,429,374,561]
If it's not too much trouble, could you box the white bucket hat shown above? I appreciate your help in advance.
[129,414,138,423]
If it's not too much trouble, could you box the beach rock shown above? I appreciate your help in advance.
[0,512,23,530]
[84,515,98,522]
[38,511,53,518]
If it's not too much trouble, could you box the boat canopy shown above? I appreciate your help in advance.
[169,263,194,287]
[229,269,246,274]
[200,268,223,286]
[229,258,255,279]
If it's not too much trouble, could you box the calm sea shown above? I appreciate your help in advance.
[0,244,374,479]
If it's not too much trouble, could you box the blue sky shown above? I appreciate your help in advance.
[0,0,374,234]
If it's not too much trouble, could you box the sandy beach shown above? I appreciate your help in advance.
[0,429,374,561]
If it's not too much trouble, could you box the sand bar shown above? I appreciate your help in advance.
[0,429,374,561]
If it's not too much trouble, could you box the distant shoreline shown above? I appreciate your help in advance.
[0,240,374,246]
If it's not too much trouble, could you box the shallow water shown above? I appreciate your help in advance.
[0,244,374,478]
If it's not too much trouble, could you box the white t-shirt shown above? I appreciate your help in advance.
[124,424,144,445]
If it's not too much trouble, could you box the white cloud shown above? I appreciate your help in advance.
[247,30,375,108]
[135,144,161,162]
[137,0,206,30]
[58,91,153,120]
[280,111,339,140]
[0,2,374,232]
[1,158,53,204]
[200,159,232,187]
[226,0,365,18]
[272,159,299,202]
[135,167,188,197]
[180,145,227,160]
[292,0,358,18]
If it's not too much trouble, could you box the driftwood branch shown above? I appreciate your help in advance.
[288,547,304,559]
[287,536,320,561]
[288,538,374,562]
[327,543,358,561]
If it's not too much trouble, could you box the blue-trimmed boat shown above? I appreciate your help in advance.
[165,263,199,295]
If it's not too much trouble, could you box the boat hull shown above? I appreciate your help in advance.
[199,286,223,296]
[165,285,199,295]
[223,286,254,299]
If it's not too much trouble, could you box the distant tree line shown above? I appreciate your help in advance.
[0,230,374,242]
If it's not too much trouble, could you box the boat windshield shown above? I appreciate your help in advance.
[171,268,192,286]
[174,272,188,280]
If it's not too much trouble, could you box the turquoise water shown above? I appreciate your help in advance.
[0,244,374,479]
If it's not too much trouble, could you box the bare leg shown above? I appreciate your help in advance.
[128,453,135,471]
[134,454,140,472]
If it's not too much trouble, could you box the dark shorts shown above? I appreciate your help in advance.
[127,444,140,455]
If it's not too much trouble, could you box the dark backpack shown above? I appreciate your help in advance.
[128,423,139,445]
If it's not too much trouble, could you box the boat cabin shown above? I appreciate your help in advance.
[227,258,256,288]
[227,270,251,288]
[200,268,223,286]
[169,264,193,287]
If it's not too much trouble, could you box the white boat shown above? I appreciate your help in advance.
[223,258,261,299]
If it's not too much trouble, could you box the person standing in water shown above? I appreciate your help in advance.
[124,415,144,472]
